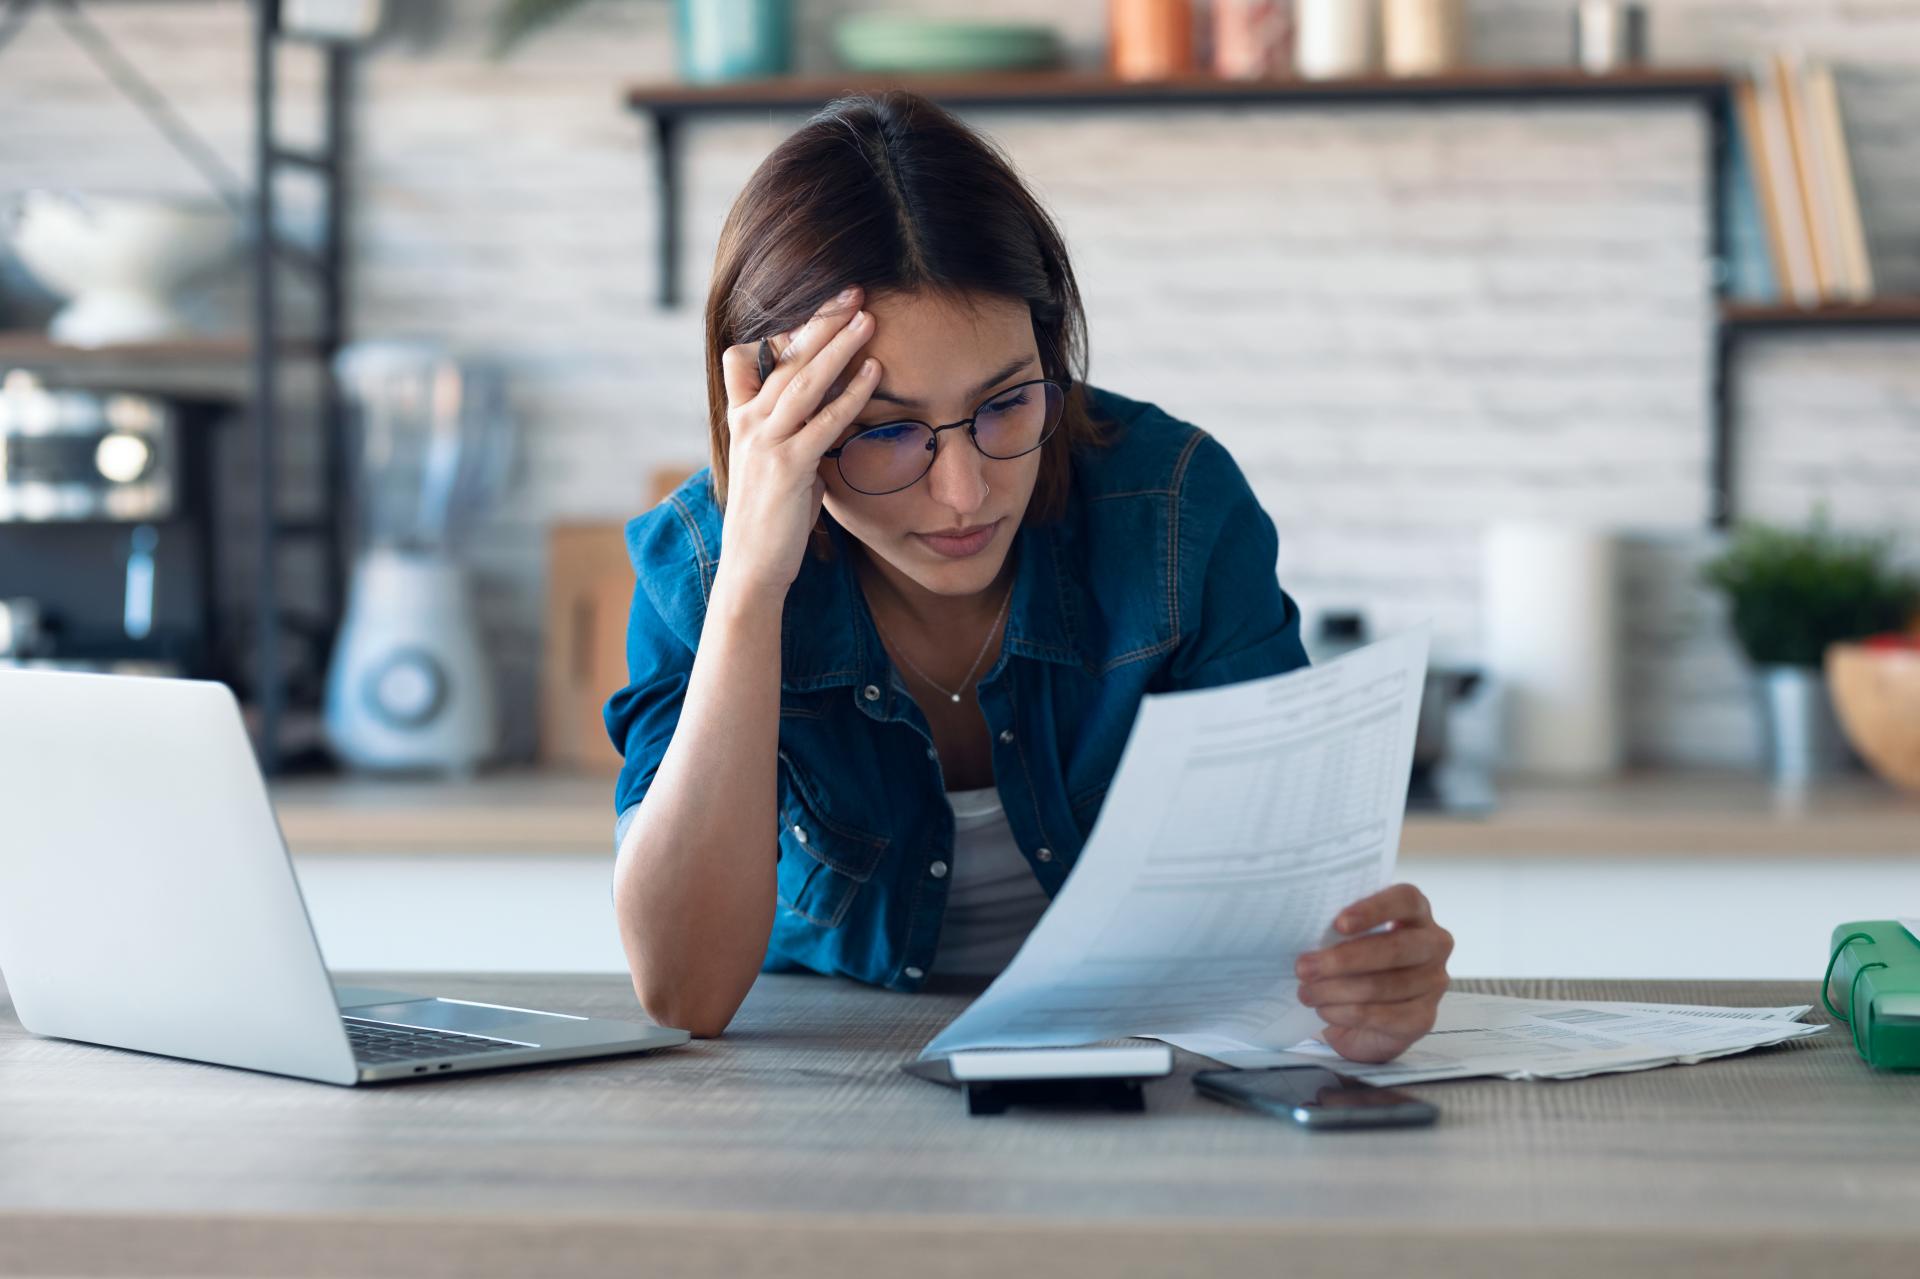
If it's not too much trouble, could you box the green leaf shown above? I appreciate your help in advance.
[1700,512,1920,666]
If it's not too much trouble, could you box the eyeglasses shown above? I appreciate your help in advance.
[823,378,1066,496]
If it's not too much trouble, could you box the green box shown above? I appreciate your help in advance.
[1825,921,1920,1071]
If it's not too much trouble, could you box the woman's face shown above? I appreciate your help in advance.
[819,289,1044,601]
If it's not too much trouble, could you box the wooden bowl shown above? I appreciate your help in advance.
[1826,640,1920,792]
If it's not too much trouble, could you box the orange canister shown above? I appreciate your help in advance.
[1110,0,1195,81]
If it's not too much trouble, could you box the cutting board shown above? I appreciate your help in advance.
[540,469,697,775]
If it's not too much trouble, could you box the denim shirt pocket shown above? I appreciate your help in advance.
[1068,780,1110,835]
[774,749,890,929]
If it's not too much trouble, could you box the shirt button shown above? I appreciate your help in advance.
[998,729,1015,745]
[904,966,924,980]
[863,684,881,702]
[792,826,808,845]
[1035,847,1053,862]
[929,860,949,879]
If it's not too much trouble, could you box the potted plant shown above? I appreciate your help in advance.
[1702,515,1920,782]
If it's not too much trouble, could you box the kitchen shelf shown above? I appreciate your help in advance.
[624,64,1769,525]
[625,65,1732,112]
[624,66,1733,310]
[0,1,356,773]
[1719,298,1920,331]
[622,64,1917,530]
[1708,297,1920,529]
[0,331,320,365]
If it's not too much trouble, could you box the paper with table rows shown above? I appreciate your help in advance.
[1206,992,1827,1084]
[919,626,1431,1061]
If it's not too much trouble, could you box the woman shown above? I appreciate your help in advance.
[605,91,1452,1059]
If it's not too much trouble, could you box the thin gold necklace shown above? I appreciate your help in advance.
[871,580,1014,705]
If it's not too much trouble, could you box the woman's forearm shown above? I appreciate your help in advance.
[613,569,784,1037]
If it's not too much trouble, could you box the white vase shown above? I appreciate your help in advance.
[1756,665,1853,783]
[1294,0,1376,80]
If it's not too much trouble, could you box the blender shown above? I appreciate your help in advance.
[324,341,512,773]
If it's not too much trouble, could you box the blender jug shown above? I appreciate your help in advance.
[324,341,512,773]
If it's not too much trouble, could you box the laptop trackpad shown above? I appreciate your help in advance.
[344,997,552,1039]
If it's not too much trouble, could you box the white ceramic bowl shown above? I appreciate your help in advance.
[6,191,237,347]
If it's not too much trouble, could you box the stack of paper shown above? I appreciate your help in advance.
[1203,992,1827,1085]
[915,627,1826,1089]
[920,628,1431,1063]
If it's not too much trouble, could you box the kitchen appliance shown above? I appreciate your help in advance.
[0,598,45,659]
[324,342,512,774]
[1312,610,1495,814]
[6,191,237,347]
[0,370,217,675]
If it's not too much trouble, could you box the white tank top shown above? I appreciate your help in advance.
[934,785,1053,977]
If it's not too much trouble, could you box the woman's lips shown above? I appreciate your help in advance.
[915,519,1000,559]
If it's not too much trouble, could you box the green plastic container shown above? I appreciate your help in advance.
[1824,921,1920,1070]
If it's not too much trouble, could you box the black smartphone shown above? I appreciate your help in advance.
[1192,1066,1438,1130]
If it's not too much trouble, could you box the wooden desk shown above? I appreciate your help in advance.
[3,974,1916,1277]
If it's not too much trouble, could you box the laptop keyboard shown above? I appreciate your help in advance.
[344,1016,528,1063]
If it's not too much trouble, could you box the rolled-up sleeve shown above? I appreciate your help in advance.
[1163,433,1310,691]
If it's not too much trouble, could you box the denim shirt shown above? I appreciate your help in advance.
[604,385,1309,993]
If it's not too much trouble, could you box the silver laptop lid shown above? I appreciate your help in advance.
[0,668,357,1085]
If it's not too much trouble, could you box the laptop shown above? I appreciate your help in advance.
[0,667,689,1085]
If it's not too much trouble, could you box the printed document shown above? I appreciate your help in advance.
[1209,993,1825,1084]
[920,627,1431,1061]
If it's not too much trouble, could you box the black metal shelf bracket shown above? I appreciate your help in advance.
[253,0,353,774]
[651,112,682,308]
[1704,86,1734,529]
[0,0,355,769]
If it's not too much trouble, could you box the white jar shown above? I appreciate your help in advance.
[1382,0,1464,78]
[1294,0,1377,80]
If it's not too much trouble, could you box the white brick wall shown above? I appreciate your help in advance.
[2,0,1915,769]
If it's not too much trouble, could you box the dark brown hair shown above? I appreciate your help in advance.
[702,91,1103,551]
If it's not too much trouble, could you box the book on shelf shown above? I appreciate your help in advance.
[1775,50,1842,300]
[1723,77,1780,304]
[1727,52,1874,308]
[1802,60,1874,302]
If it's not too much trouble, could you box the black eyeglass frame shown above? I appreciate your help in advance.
[821,377,1068,496]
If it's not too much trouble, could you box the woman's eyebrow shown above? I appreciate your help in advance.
[867,354,1035,408]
